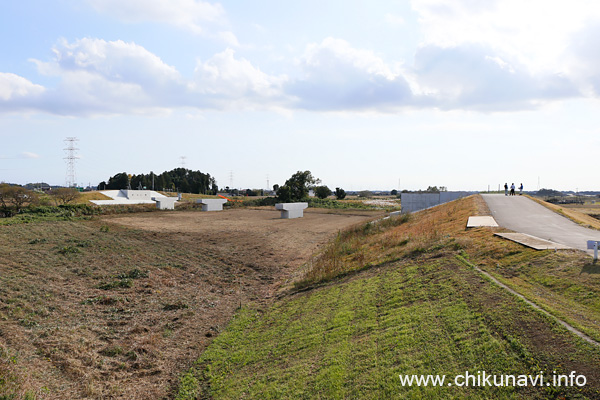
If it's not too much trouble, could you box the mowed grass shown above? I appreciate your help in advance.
[0,218,248,399]
[298,195,600,344]
[176,196,600,399]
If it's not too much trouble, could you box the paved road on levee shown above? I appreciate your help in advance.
[482,194,600,253]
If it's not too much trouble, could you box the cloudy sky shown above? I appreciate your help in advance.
[2,0,600,191]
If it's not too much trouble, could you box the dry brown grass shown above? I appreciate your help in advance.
[296,198,476,288]
[0,208,377,399]
[75,191,112,204]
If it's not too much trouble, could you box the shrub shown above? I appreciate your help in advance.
[51,188,80,205]
[314,185,332,199]
[335,187,346,200]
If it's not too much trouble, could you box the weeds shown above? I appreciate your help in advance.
[163,301,189,311]
[296,212,416,288]
[58,245,81,255]
[98,279,133,290]
[99,346,124,357]
[118,268,148,279]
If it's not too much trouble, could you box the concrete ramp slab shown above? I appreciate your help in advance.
[467,216,498,228]
[91,190,171,206]
[495,232,572,250]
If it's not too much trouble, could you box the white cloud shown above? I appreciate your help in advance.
[27,38,189,115]
[44,38,182,86]
[385,13,405,25]
[216,31,240,47]
[411,0,600,75]
[0,38,290,115]
[412,43,577,110]
[566,22,600,96]
[87,0,239,45]
[288,38,414,110]
[88,0,224,32]
[0,73,45,101]
[21,152,40,159]
[194,48,287,108]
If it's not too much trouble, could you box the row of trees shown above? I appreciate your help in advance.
[99,168,218,195]
[0,184,80,217]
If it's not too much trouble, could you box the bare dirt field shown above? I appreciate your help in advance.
[0,208,382,399]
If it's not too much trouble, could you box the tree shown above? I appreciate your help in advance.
[276,170,320,202]
[314,185,332,199]
[100,168,218,194]
[335,187,346,200]
[391,189,398,196]
[104,172,129,190]
[51,188,80,205]
[275,185,292,202]
[0,184,35,216]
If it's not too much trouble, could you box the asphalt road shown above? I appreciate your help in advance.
[481,194,600,253]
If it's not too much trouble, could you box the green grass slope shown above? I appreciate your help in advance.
[176,196,600,399]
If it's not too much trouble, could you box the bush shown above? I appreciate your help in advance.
[239,197,278,207]
[51,188,80,205]
[314,185,332,199]
[335,187,346,200]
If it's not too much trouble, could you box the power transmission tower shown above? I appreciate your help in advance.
[64,137,79,187]
[180,156,187,169]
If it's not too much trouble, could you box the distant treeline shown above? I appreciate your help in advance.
[99,168,218,194]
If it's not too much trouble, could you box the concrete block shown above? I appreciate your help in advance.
[121,189,153,199]
[467,216,498,228]
[152,197,177,210]
[197,198,228,211]
[275,202,308,219]
[495,232,571,250]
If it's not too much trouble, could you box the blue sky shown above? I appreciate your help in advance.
[2,0,600,191]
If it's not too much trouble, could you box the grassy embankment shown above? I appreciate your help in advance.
[176,195,600,399]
